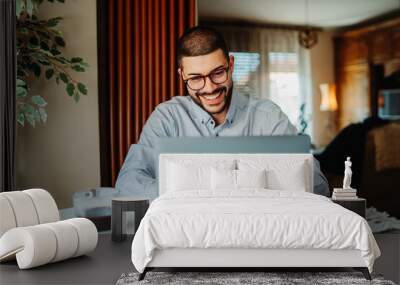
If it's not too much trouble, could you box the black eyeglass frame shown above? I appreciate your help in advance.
[181,65,230,91]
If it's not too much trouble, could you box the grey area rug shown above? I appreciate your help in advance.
[116,272,396,285]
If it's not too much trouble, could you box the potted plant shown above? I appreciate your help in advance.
[16,0,89,126]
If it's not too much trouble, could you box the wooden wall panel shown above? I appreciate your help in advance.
[337,64,371,129]
[392,26,400,59]
[369,30,391,64]
[99,0,196,186]
[334,17,400,131]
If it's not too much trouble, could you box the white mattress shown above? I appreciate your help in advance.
[131,190,380,273]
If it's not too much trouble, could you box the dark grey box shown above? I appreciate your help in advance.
[111,197,149,242]
[332,198,366,218]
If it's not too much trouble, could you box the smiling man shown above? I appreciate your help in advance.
[115,26,329,200]
[178,47,232,126]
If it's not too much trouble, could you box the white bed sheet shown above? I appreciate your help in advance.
[131,190,380,273]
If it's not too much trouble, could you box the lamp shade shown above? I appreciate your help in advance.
[320,83,338,111]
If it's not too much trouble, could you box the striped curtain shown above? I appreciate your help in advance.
[0,0,17,192]
[98,0,197,186]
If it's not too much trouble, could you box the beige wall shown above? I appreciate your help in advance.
[16,0,100,208]
[310,30,337,147]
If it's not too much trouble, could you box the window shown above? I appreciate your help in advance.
[230,52,260,94]
[230,51,305,132]
[268,52,301,127]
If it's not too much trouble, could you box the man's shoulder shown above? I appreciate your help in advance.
[243,94,283,114]
[156,95,191,111]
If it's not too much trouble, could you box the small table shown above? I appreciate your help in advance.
[112,197,149,242]
[332,198,366,218]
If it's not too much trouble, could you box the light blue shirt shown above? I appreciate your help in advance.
[116,88,329,200]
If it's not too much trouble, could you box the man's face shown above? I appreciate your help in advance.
[179,49,234,115]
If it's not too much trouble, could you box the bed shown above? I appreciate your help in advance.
[131,151,380,281]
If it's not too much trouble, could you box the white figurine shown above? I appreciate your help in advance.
[343,157,353,189]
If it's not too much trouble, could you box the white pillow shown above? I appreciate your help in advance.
[237,169,267,188]
[267,162,307,191]
[211,168,236,190]
[238,159,308,192]
[211,168,267,190]
[167,160,235,192]
[167,162,209,191]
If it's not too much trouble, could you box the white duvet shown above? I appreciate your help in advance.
[131,190,380,273]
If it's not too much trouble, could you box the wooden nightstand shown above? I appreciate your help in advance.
[332,198,366,218]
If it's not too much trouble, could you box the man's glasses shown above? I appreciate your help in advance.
[182,66,229,91]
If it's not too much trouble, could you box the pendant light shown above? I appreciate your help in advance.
[299,0,318,49]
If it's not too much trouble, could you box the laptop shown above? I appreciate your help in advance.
[154,135,311,154]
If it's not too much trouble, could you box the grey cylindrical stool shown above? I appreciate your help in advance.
[111,197,149,242]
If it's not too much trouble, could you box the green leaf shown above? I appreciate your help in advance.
[17,86,28,97]
[54,36,65,47]
[38,59,50,66]
[17,69,27,77]
[51,28,63,36]
[31,62,41,77]
[54,57,67,64]
[39,107,47,123]
[57,0,65,3]
[29,36,40,46]
[77,82,87,95]
[24,105,36,127]
[17,79,26,87]
[73,93,80,102]
[24,104,35,114]
[40,41,50,51]
[26,0,34,16]
[71,57,83,63]
[16,0,22,16]
[45,69,54,79]
[17,111,25,126]
[31,95,47,107]
[33,108,41,122]
[50,48,61,56]
[59,72,68,83]
[47,18,60,27]
[37,30,50,39]
[17,28,29,36]
[66,83,75,96]
[72,65,85,72]
[80,62,90,68]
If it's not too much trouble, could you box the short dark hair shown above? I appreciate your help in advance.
[177,26,229,66]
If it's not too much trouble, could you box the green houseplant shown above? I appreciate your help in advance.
[16,0,89,127]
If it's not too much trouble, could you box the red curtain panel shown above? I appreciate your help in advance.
[98,0,196,186]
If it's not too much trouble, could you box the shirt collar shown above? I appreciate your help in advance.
[189,86,246,126]
[225,87,248,125]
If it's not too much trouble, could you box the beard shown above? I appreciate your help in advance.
[192,85,232,115]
